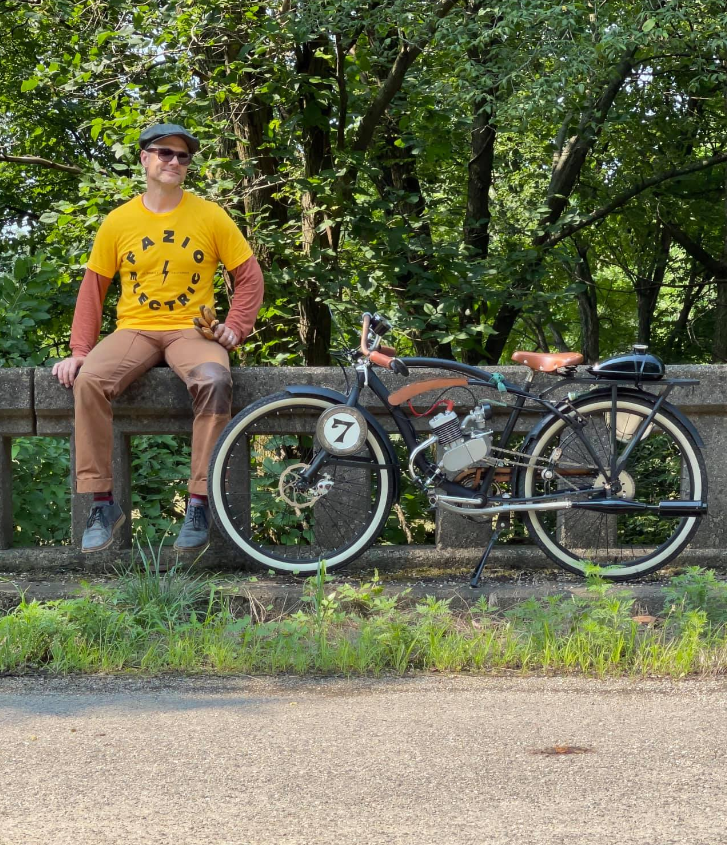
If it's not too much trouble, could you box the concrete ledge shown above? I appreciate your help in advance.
[19,362,727,421]
[1,543,726,576]
[0,569,706,618]
[0,368,34,436]
[0,543,529,574]
[28,363,727,433]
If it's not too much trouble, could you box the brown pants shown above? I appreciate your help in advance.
[73,329,232,496]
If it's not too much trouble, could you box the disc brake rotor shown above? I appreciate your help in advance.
[278,463,334,508]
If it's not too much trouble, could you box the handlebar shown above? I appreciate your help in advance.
[360,313,409,376]
[360,312,373,356]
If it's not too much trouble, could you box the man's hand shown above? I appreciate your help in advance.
[213,323,240,351]
[52,356,86,388]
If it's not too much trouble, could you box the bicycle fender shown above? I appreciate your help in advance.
[283,385,401,502]
[523,387,705,450]
[564,387,705,448]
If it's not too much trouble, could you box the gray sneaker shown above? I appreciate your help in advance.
[82,502,126,553]
[173,501,211,552]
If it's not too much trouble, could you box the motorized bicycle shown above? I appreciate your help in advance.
[208,313,708,585]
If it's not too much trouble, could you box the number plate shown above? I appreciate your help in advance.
[316,406,369,455]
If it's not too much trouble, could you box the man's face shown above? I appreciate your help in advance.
[140,135,191,188]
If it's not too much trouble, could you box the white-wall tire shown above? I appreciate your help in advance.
[208,393,395,574]
[519,396,707,580]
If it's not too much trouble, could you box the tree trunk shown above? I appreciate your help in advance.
[193,19,288,268]
[665,263,705,350]
[297,2,458,363]
[191,18,290,354]
[547,321,569,353]
[574,241,600,363]
[483,46,637,363]
[235,96,289,232]
[459,1,498,365]
[461,91,496,365]
[661,219,727,360]
[299,289,333,366]
[370,113,452,358]
[523,317,550,352]
[713,162,727,362]
[364,24,452,360]
[297,36,336,365]
[634,226,671,346]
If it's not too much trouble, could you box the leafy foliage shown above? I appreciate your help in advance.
[0,254,73,367]
[11,437,71,546]
[3,1,727,367]
[130,435,191,542]
[11,435,192,547]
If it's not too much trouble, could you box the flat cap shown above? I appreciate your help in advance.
[138,123,200,153]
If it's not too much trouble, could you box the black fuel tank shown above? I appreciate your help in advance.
[587,345,665,381]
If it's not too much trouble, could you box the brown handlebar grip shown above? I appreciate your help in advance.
[360,313,372,356]
[369,350,394,369]
[379,345,396,357]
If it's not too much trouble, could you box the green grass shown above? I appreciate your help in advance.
[3,564,727,677]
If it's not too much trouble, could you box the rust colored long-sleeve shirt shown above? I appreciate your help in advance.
[70,256,264,358]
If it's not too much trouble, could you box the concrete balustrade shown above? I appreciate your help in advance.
[1,364,725,572]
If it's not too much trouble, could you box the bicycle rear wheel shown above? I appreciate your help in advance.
[518,394,706,580]
[208,392,396,574]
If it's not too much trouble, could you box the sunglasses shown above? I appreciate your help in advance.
[146,147,193,165]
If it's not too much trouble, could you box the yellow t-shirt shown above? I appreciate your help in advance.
[86,192,253,331]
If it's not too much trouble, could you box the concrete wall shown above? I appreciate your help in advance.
[1,364,725,572]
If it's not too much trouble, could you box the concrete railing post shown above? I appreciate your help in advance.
[0,368,35,551]
[69,430,132,550]
[69,433,89,547]
[113,429,133,548]
[0,437,13,550]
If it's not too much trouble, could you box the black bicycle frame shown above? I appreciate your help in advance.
[346,356,700,506]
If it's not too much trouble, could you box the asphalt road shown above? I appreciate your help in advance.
[0,674,725,845]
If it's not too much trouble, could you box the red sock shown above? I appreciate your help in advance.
[190,495,208,507]
[94,492,113,504]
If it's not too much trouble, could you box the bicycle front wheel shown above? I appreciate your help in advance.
[518,394,707,580]
[208,392,396,574]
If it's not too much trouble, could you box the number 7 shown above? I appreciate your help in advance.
[330,417,354,443]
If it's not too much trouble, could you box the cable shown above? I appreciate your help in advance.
[330,350,351,393]
[406,387,480,418]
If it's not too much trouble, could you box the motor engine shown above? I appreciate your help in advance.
[428,404,493,475]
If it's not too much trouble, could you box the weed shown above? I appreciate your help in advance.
[663,566,727,625]
[110,534,216,630]
[3,566,727,677]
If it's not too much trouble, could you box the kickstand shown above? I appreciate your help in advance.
[469,514,509,589]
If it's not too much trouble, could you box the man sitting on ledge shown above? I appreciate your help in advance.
[52,122,264,554]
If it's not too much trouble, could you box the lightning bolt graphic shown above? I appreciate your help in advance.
[161,260,170,285]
